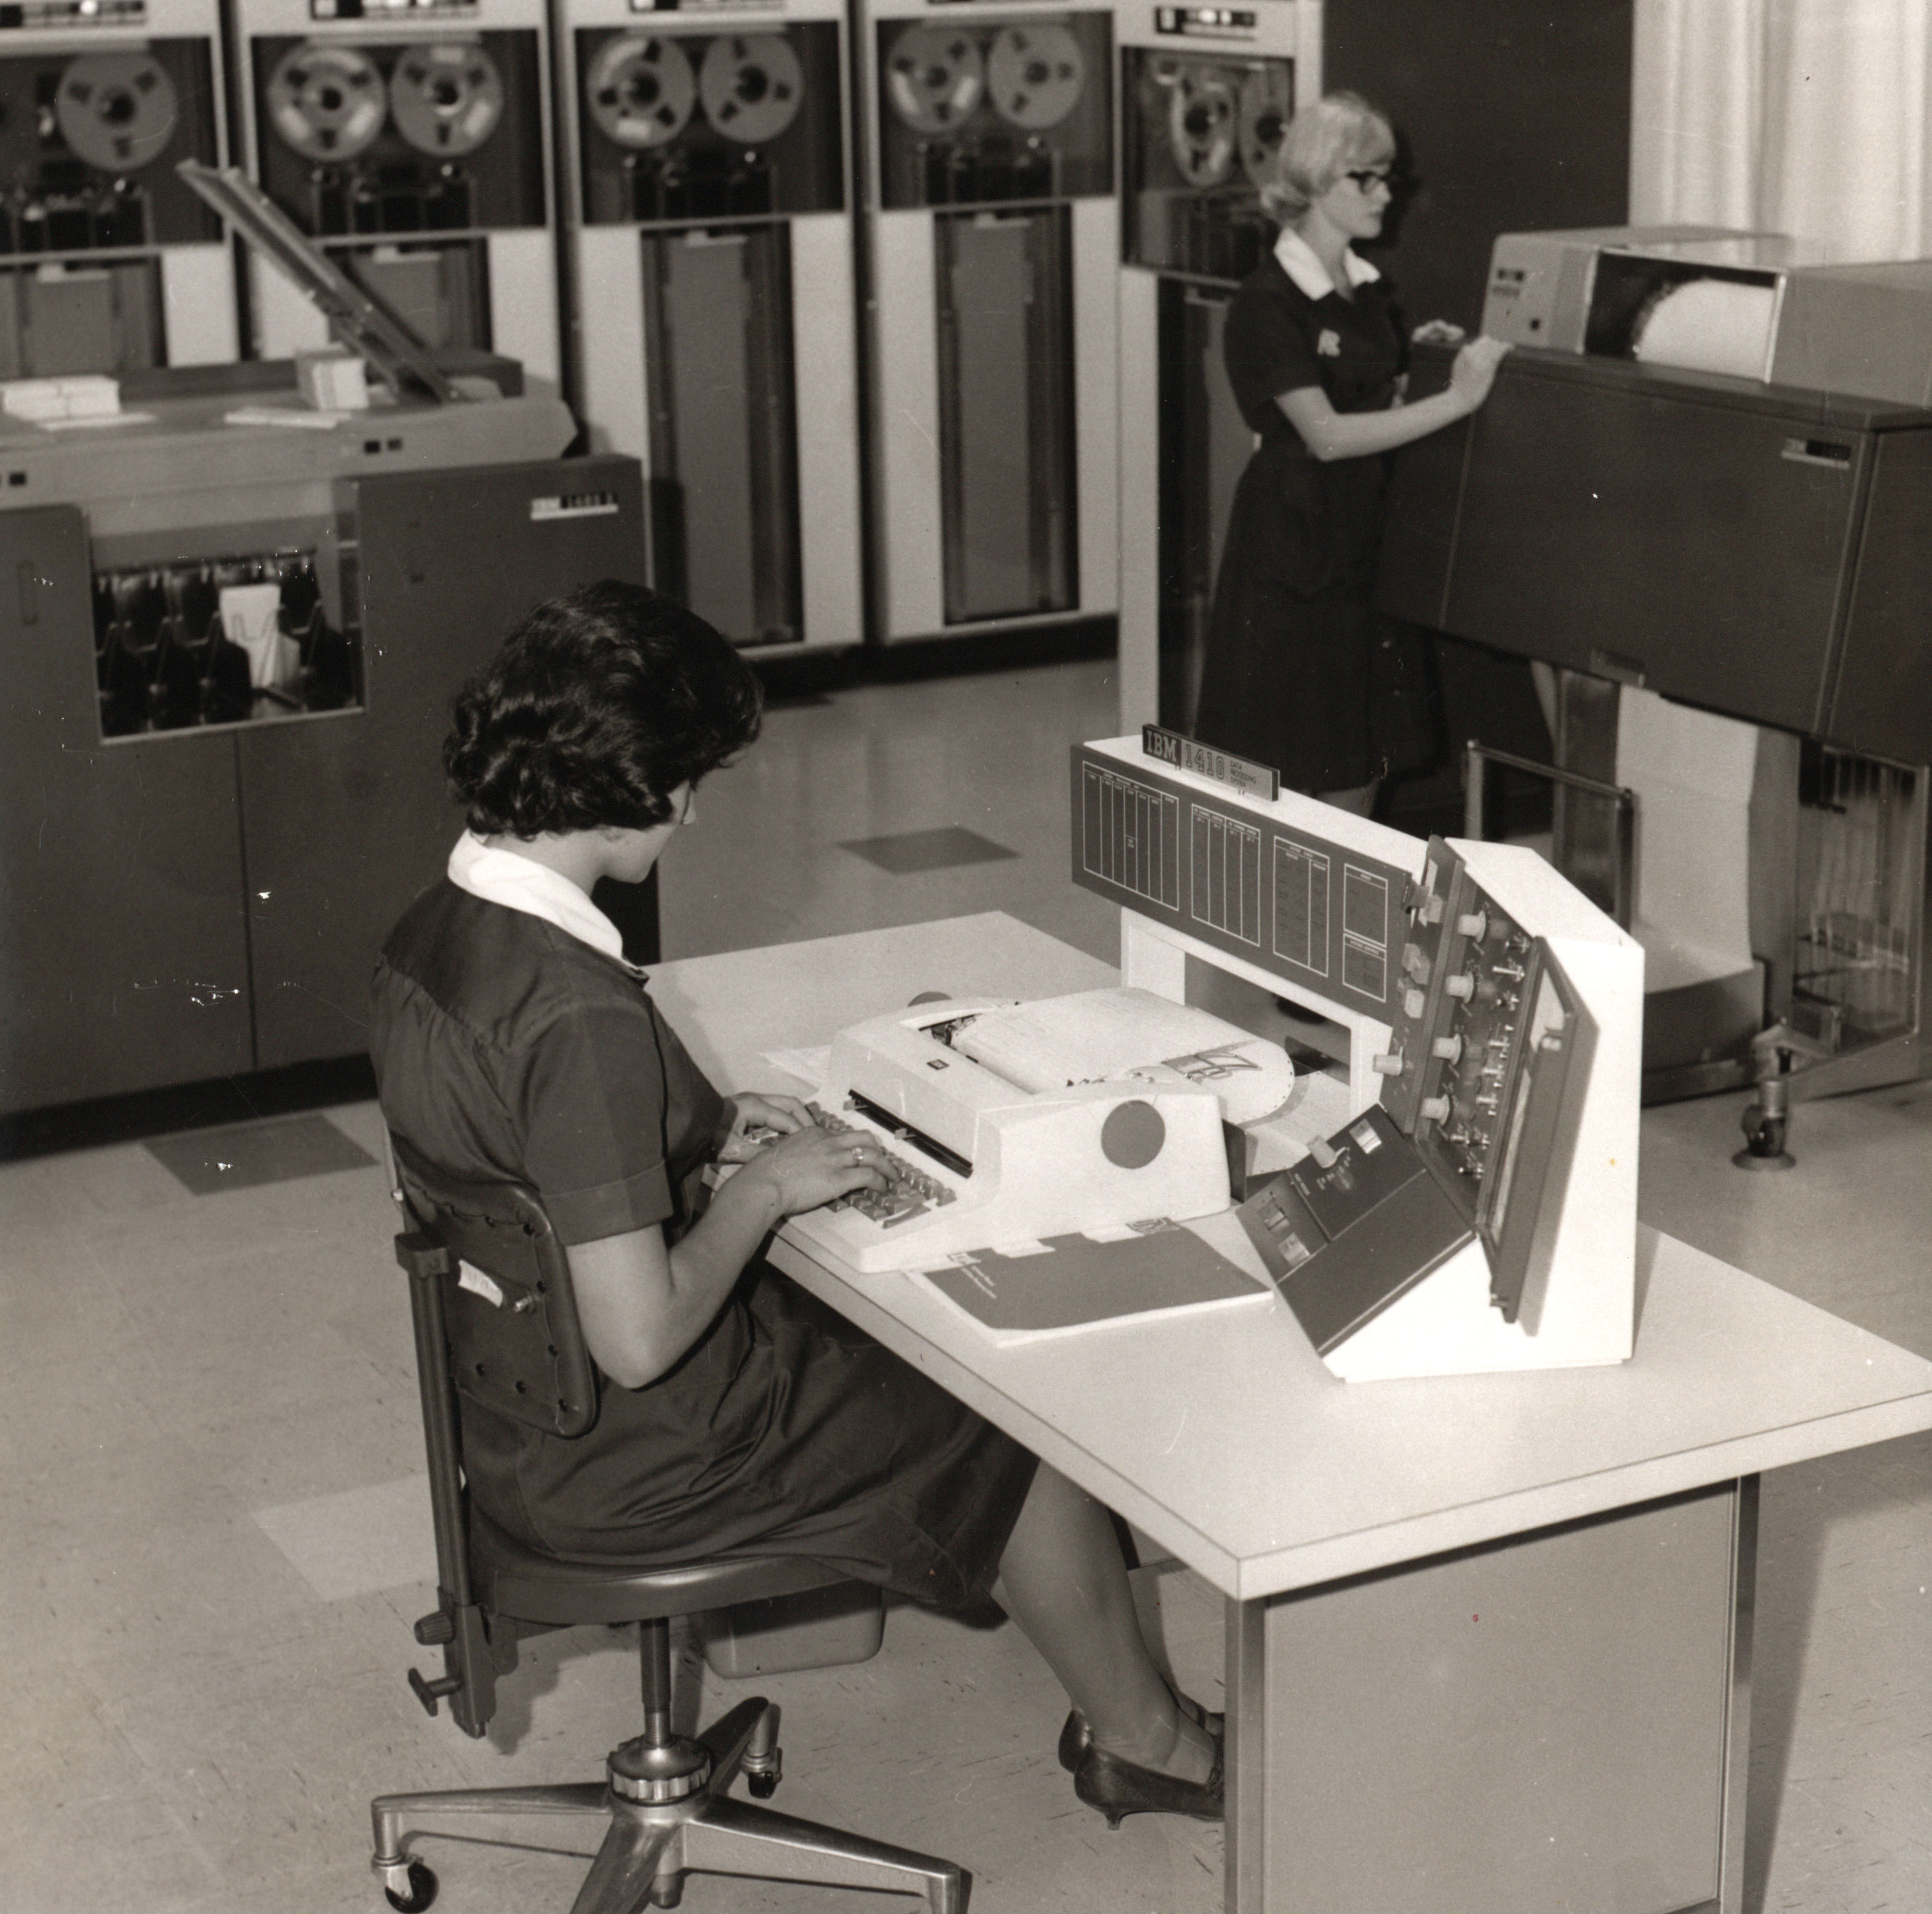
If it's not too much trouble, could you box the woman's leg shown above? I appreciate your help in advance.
[990,1462,1217,1783]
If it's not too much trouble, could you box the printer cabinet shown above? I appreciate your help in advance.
[1,456,648,1116]
[1377,349,1932,761]
[239,457,648,1069]
[1,506,256,1111]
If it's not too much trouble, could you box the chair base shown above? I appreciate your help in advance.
[371,1695,968,1914]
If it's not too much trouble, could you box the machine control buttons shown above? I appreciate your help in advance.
[1456,910,1488,940]
[1444,973,1476,1001]
[1418,1096,1452,1125]
[1403,988,1427,1020]
[1401,943,1431,984]
[1371,1051,1406,1078]
[1431,1035,1462,1063]
[1306,1136,1339,1171]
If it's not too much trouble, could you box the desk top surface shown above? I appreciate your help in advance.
[650,913,1932,1602]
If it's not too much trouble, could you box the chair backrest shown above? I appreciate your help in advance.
[391,1132,600,1439]
[387,1132,609,1736]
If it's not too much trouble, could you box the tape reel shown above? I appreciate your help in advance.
[390,42,506,158]
[586,35,697,151]
[885,25,984,135]
[986,23,1084,132]
[699,34,804,147]
[266,44,387,162]
[1236,67,1292,186]
[56,52,180,174]
[1166,66,1236,188]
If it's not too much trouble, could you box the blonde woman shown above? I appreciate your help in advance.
[1193,92,1510,813]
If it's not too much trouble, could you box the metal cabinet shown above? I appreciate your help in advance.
[2,506,254,1111]
[3,456,649,1115]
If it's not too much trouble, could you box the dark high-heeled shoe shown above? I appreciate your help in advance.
[1073,1733,1224,1830]
[1057,1689,1224,1773]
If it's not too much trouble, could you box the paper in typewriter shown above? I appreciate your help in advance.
[946,987,1296,1124]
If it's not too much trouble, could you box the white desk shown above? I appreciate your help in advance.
[650,913,1932,1914]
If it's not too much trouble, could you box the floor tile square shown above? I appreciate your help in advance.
[253,1474,440,1601]
[838,826,1019,875]
[145,1113,376,1194]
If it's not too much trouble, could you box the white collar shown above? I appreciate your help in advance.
[447,832,647,978]
[1274,226,1382,301]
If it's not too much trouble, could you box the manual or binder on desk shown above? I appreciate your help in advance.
[907,1218,1273,1345]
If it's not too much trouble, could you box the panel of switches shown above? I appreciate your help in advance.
[1367,839,1595,1314]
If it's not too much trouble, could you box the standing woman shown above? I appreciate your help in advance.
[1193,92,1510,813]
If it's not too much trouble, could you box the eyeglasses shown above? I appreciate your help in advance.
[1343,168,1394,192]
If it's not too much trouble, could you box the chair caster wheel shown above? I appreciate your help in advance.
[383,1860,438,1911]
[747,1771,779,1799]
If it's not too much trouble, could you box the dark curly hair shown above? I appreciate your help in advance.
[445,582,762,836]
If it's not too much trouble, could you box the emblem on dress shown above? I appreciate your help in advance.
[1317,328,1342,357]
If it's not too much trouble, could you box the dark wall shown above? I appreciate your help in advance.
[1325,0,1635,334]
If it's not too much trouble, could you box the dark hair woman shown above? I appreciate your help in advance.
[370,581,1222,1827]
[1193,92,1511,814]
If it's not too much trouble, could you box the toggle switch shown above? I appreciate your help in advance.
[1306,1136,1339,1170]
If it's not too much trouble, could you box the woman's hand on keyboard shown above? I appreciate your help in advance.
[737,1119,891,1218]
[718,1091,817,1162]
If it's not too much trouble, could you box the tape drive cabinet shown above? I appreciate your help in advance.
[0,0,238,377]
[231,0,560,391]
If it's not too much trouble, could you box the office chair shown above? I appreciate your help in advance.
[370,1135,968,1914]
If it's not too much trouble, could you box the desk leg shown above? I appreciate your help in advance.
[1224,1478,1759,1914]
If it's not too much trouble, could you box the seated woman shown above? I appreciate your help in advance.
[370,581,1221,1826]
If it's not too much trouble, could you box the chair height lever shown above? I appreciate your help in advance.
[407,1667,463,1718]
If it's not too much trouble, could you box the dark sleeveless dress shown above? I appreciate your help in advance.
[1194,251,1427,794]
[370,879,1036,1611]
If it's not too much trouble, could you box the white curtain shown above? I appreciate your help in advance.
[1632,0,1932,261]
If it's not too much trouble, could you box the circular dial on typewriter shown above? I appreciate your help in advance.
[885,25,985,135]
[1236,66,1292,185]
[266,44,388,162]
[390,42,506,158]
[698,33,805,147]
[585,34,697,151]
[1166,63,1237,188]
[986,23,1085,132]
[56,52,180,173]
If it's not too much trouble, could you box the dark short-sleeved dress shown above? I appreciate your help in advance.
[1192,250,1419,794]
[370,878,1037,1611]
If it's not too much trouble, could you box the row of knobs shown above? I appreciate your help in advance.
[1372,909,1491,1087]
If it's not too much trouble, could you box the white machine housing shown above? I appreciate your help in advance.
[1075,734,1644,1381]
[787,993,1236,1272]
[1482,225,1932,406]
[555,0,861,655]
[0,0,239,372]
[1115,0,1319,732]
[230,0,562,396]
[860,0,1119,642]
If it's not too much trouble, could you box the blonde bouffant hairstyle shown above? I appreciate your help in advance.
[1258,91,1396,225]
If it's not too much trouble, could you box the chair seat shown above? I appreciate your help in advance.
[470,1507,852,1629]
